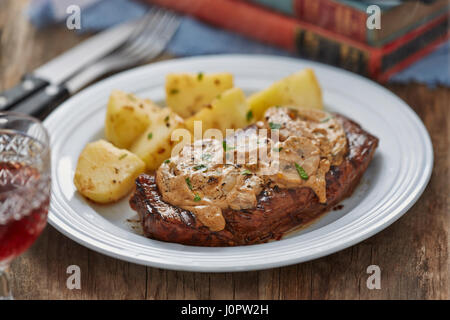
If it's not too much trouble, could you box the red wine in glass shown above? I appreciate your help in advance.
[0,162,49,263]
[0,113,51,300]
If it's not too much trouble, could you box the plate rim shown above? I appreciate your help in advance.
[44,54,434,272]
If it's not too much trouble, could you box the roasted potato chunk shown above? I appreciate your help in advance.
[74,139,145,203]
[105,90,161,149]
[247,69,323,121]
[166,72,233,118]
[130,108,185,171]
[185,87,249,138]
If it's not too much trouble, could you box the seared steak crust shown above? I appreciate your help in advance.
[130,114,378,246]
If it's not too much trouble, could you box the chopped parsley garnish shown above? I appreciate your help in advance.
[246,110,253,122]
[320,117,332,123]
[295,163,309,180]
[241,169,252,176]
[169,88,179,95]
[269,122,282,130]
[194,194,201,202]
[273,147,283,152]
[147,132,153,140]
[163,159,170,164]
[118,153,128,160]
[164,115,169,122]
[197,72,204,81]
[193,164,207,171]
[223,141,234,151]
[185,177,193,190]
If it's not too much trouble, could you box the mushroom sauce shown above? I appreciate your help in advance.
[156,106,347,231]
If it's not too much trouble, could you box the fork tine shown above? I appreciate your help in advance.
[64,9,180,93]
[150,15,180,53]
[125,11,179,61]
[134,11,177,54]
[121,8,170,56]
[128,9,156,39]
[141,15,180,60]
[109,8,161,56]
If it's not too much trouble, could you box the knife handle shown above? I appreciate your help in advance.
[12,84,70,118]
[0,74,49,111]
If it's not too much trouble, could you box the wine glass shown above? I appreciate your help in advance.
[0,112,51,299]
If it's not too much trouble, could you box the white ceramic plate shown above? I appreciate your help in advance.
[44,55,433,272]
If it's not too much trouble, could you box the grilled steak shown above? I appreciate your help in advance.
[130,111,378,246]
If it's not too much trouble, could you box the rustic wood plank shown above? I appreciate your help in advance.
[2,0,448,300]
[147,268,168,299]
[10,229,50,299]
[257,268,280,299]
[84,251,147,300]
[233,272,259,299]
[209,273,234,299]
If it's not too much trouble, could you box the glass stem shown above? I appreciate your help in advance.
[0,264,13,300]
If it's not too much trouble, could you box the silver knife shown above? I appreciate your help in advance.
[0,18,140,111]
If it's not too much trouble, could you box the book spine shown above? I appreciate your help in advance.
[378,14,449,81]
[369,8,448,47]
[146,0,375,72]
[293,27,374,77]
[145,0,447,80]
[379,34,449,82]
[294,0,368,43]
[147,0,301,51]
[246,0,295,16]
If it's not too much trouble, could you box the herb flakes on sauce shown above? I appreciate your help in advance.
[295,163,309,180]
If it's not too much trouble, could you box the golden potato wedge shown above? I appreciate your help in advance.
[105,90,161,149]
[130,108,185,171]
[247,69,323,121]
[166,72,233,118]
[185,87,249,138]
[74,139,145,204]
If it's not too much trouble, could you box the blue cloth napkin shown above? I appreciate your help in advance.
[27,0,449,87]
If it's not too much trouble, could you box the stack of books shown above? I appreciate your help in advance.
[146,0,449,82]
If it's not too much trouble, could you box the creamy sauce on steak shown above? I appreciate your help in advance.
[156,107,347,231]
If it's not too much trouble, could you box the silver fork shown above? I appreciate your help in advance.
[13,8,180,117]
[66,8,180,93]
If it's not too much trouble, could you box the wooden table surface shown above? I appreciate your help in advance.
[1,0,448,300]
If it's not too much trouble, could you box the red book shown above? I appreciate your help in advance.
[295,0,367,43]
[294,0,448,46]
[145,0,449,82]
[246,0,449,46]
